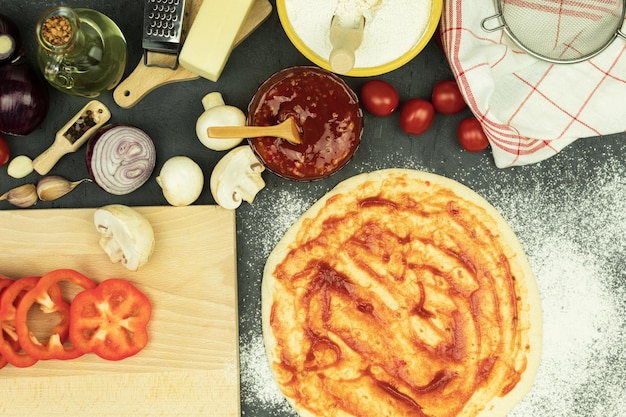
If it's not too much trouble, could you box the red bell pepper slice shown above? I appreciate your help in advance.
[15,269,96,361]
[0,276,13,369]
[0,276,12,290]
[1,275,71,367]
[0,276,43,368]
[0,276,13,291]
[69,278,152,361]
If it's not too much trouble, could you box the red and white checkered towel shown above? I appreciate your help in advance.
[440,0,626,168]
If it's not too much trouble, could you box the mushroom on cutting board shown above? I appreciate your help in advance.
[94,204,155,271]
[210,145,265,209]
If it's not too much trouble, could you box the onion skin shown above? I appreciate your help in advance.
[86,124,157,195]
[0,14,48,136]
[0,13,22,65]
[0,60,50,136]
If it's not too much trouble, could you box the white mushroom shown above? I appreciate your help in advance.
[156,156,204,207]
[210,145,266,209]
[94,204,155,271]
[195,92,246,151]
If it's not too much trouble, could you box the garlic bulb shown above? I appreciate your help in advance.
[36,176,91,202]
[0,184,38,208]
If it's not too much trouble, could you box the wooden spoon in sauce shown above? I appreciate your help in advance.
[207,118,302,145]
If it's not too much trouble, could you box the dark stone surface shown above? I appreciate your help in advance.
[1,1,624,416]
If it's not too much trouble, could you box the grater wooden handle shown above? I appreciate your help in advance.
[113,0,272,108]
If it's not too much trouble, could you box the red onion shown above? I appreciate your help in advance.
[86,124,156,195]
[0,14,49,136]
[0,61,50,136]
[0,13,21,65]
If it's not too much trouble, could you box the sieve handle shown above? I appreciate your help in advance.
[481,14,505,32]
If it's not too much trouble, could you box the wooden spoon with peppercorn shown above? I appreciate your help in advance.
[32,100,111,175]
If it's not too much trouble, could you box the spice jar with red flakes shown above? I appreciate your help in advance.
[35,6,127,98]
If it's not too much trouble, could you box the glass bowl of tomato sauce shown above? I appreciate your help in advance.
[247,66,363,181]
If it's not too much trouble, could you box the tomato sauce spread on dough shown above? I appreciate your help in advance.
[248,66,362,181]
[267,174,533,417]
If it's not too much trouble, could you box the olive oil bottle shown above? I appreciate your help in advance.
[35,6,127,98]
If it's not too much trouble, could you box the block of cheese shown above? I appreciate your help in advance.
[179,0,256,82]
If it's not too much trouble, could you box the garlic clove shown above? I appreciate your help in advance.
[0,183,38,208]
[7,155,34,179]
[36,175,91,202]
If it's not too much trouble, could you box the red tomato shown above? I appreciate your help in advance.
[360,79,399,116]
[457,117,490,152]
[432,80,466,115]
[399,99,435,135]
[0,135,9,167]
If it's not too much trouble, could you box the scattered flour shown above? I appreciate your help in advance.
[237,140,625,416]
[239,332,293,415]
[237,186,318,416]
[354,145,626,417]
[465,148,626,417]
[284,0,432,68]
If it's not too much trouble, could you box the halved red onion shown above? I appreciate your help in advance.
[86,124,156,195]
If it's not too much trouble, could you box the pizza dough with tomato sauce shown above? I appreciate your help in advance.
[262,169,542,417]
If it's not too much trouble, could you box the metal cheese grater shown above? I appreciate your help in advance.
[142,0,188,67]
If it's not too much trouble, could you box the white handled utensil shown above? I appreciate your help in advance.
[329,15,365,74]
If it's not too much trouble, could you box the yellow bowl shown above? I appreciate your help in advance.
[277,0,443,77]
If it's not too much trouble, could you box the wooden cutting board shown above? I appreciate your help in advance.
[0,205,239,416]
[113,0,273,108]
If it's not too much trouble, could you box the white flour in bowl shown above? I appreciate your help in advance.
[283,0,433,68]
[334,0,382,26]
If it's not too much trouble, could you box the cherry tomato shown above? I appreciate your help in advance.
[360,80,399,117]
[0,135,9,167]
[457,117,490,152]
[432,80,466,115]
[399,98,435,135]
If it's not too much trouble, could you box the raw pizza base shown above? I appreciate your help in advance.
[262,169,542,417]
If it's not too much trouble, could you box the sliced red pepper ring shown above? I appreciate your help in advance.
[1,277,64,340]
[0,277,13,291]
[69,278,152,361]
[0,276,14,369]
[0,276,43,368]
[0,276,70,367]
[15,269,97,361]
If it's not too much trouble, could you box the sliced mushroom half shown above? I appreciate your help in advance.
[210,145,266,209]
[94,204,156,271]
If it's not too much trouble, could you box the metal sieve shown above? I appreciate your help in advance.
[481,0,626,63]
